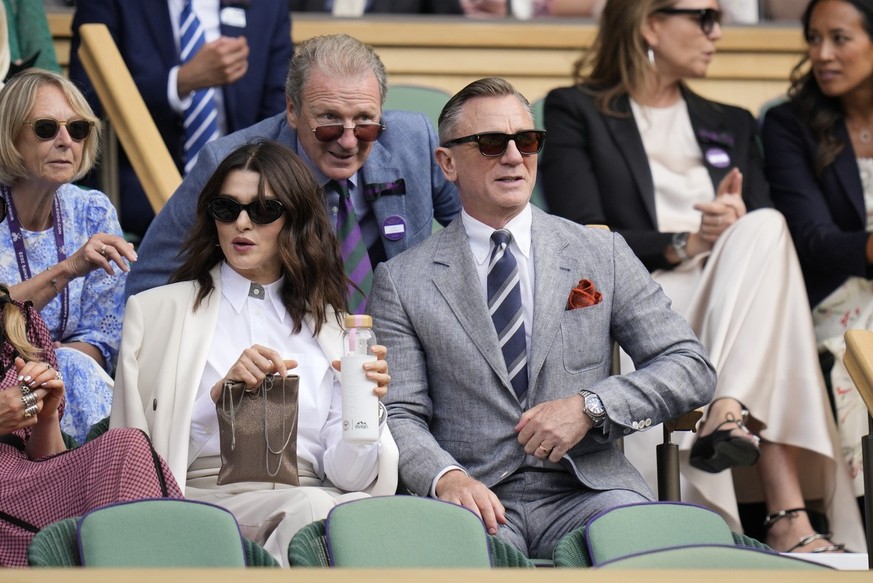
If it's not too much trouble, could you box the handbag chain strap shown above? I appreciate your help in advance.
[221,379,246,451]
[263,375,295,477]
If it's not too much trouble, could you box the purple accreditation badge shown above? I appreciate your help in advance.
[704,147,731,169]
[382,215,407,241]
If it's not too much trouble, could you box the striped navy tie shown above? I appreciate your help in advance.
[488,229,528,401]
[179,0,219,174]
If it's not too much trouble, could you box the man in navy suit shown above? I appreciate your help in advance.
[68,0,293,238]
[124,33,460,297]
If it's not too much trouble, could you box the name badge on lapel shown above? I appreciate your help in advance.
[220,7,246,28]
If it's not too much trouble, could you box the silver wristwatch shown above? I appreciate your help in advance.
[579,390,606,428]
[671,232,690,261]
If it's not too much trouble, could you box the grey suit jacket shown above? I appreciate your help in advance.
[369,207,715,498]
[126,110,461,297]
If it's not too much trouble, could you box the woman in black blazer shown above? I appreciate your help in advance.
[763,0,873,509]
[541,0,862,552]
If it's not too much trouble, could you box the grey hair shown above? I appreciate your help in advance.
[437,77,532,144]
[285,34,388,113]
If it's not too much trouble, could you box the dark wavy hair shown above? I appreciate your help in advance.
[788,0,873,174]
[170,140,347,334]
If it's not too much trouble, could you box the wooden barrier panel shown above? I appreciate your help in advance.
[76,23,181,213]
[49,11,804,116]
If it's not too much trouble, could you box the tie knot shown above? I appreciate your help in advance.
[334,179,351,199]
[491,229,512,248]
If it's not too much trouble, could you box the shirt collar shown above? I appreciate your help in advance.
[220,262,288,322]
[461,204,533,266]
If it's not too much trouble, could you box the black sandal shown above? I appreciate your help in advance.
[689,403,760,473]
[764,508,847,553]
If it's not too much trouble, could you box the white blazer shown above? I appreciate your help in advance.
[111,265,354,494]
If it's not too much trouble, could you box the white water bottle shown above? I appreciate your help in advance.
[341,314,379,443]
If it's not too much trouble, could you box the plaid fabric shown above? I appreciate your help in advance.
[0,428,183,566]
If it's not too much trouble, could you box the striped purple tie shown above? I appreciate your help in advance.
[334,179,373,314]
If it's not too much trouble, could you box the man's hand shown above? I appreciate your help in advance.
[435,470,506,535]
[177,36,249,96]
[515,394,592,463]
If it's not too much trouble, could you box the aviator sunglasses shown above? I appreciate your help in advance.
[441,130,546,157]
[311,122,386,143]
[206,197,285,224]
[25,118,94,142]
[654,7,722,35]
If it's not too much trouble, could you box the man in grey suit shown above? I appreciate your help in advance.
[369,77,716,559]
[126,34,460,298]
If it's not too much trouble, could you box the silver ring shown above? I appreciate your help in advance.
[21,393,37,409]
[55,372,62,381]
[99,244,107,257]
[23,404,38,419]
[19,384,32,397]
[44,363,50,371]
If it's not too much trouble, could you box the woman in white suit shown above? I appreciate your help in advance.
[110,140,391,566]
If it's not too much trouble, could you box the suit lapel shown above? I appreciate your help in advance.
[833,122,866,224]
[604,96,657,225]
[174,265,222,398]
[685,88,733,194]
[528,210,578,398]
[359,141,408,254]
[431,220,513,392]
[145,0,179,67]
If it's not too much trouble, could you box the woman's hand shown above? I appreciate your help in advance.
[0,358,64,434]
[332,344,391,399]
[694,168,747,244]
[209,345,297,402]
[63,233,138,279]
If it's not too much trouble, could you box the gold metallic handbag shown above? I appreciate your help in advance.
[216,374,299,486]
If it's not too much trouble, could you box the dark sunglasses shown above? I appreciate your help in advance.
[441,130,546,157]
[655,8,722,35]
[0,196,6,223]
[25,118,94,141]
[206,197,285,224]
[311,122,386,143]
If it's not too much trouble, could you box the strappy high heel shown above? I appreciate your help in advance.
[764,508,846,553]
[689,401,760,473]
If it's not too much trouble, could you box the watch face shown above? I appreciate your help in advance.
[585,394,605,416]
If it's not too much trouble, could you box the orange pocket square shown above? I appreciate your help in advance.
[566,278,602,310]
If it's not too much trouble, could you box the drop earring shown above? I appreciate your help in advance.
[647,48,655,66]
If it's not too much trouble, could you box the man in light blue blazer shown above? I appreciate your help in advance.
[369,78,716,559]
[126,34,460,297]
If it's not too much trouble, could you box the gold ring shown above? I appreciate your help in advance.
[23,404,38,419]
[537,445,550,455]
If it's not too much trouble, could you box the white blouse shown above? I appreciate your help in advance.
[187,262,380,491]
[630,97,715,233]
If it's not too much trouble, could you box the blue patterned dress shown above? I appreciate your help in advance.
[0,184,124,443]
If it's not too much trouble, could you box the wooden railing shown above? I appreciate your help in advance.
[49,11,806,116]
[76,23,181,212]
